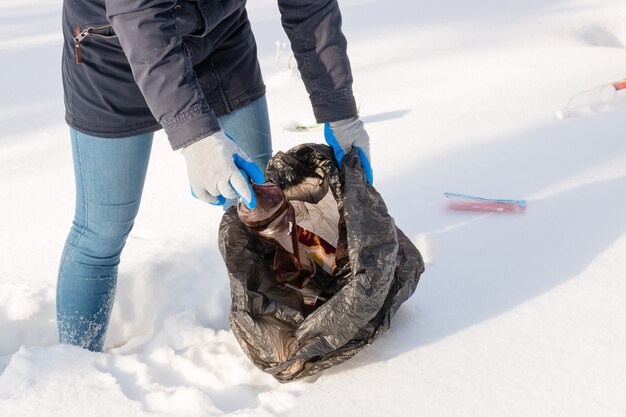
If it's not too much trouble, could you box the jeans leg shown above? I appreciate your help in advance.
[56,128,153,352]
[218,95,273,173]
[218,96,273,209]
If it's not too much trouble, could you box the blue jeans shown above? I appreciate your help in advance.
[56,96,272,351]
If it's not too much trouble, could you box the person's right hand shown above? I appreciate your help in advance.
[325,116,373,184]
[181,131,265,208]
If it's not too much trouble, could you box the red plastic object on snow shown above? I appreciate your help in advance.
[444,192,527,213]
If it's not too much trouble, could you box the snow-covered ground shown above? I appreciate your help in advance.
[1,0,626,415]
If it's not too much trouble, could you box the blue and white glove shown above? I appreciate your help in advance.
[325,116,373,184]
[181,131,265,209]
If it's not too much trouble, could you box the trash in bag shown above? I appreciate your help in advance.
[219,144,425,382]
[237,180,338,307]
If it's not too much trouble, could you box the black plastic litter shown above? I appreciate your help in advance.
[219,144,424,382]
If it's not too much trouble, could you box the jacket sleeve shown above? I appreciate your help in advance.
[277,0,358,123]
[105,0,220,150]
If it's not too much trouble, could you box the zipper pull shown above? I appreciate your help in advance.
[73,25,90,64]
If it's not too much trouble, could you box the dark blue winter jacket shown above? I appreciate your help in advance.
[62,0,358,149]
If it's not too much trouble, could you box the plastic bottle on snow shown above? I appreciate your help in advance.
[556,79,626,120]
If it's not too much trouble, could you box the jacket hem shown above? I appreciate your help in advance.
[66,116,161,138]
[209,85,266,117]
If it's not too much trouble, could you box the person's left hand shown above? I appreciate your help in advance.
[181,131,265,209]
[324,116,373,184]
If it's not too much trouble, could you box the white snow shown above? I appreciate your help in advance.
[2,0,626,415]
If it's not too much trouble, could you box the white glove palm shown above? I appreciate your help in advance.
[181,131,255,206]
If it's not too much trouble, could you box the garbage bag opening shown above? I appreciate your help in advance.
[219,144,424,382]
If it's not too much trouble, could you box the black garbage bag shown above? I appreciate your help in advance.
[218,144,424,382]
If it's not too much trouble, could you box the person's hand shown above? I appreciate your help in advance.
[181,131,265,208]
[324,116,373,184]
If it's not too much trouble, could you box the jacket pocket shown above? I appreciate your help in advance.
[73,24,118,64]
[188,0,212,37]
[171,0,207,37]
[196,0,245,36]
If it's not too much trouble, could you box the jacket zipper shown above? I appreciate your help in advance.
[73,24,115,64]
